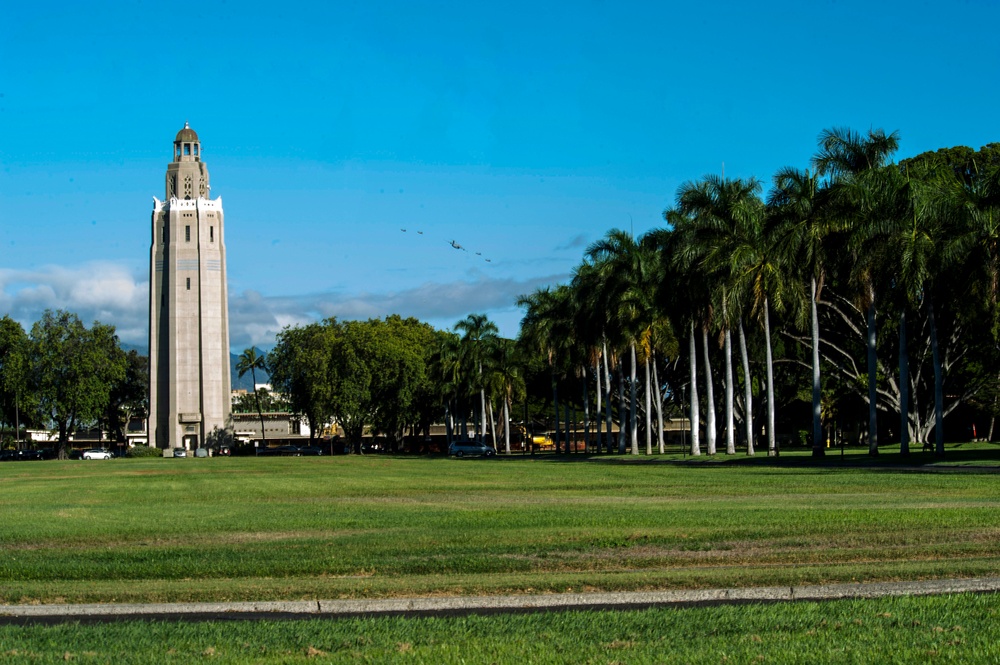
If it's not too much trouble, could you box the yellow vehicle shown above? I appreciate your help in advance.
[531,433,555,450]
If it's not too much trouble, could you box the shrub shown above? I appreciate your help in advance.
[127,445,164,458]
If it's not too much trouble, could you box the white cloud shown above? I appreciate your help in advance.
[0,263,149,345]
[1,261,566,351]
[228,272,566,349]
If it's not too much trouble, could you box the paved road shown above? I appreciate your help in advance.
[2,577,998,624]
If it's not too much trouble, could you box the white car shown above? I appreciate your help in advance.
[82,448,112,460]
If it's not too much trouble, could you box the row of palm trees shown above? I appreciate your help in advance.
[431,314,528,453]
[517,127,1000,457]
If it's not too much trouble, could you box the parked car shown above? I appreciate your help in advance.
[82,448,113,460]
[172,447,187,458]
[258,445,301,456]
[15,449,44,461]
[298,446,324,456]
[447,440,496,458]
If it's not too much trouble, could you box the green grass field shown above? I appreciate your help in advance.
[1,592,998,663]
[2,445,999,604]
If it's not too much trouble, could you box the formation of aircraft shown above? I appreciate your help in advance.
[398,228,492,263]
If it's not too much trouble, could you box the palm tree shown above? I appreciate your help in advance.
[662,216,705,456]
[487,338,525,454]
[454,314,499,444]
[236,347,268,451]
[813,127,900,456]
[518,286,574,451]
[674,176,772,455]
[768,166,830,456]
[430,332,463,444]
[685,177,791,457]
[586,229,662,455]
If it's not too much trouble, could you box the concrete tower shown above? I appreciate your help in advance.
[148,123,232,450]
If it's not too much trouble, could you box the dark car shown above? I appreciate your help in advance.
[447,440,497,458]
[297,446,324,456]
[258,445,301,457]
[15,449,44,461]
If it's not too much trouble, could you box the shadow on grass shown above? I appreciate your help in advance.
[491,442,1000,473]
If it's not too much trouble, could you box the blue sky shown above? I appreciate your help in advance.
[2,0,998,350]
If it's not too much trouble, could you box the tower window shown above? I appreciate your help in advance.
[194,145,199,156]
[210,226,214,242]
[184,144,191,156]
[186,277,191,290]
[185,225,191,242]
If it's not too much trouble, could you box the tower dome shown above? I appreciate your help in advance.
[173,122,202,163]
[175,122,199,143]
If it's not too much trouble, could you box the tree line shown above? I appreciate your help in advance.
[7,127,997,460]
[264,314,528,452]
[0,310,146,458]
[257,128,1000,458]
[518,128,1000,457]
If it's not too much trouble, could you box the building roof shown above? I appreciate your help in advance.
[175,122,199,143]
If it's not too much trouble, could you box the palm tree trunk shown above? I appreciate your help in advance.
[739,321,754,456]
[603,341,614,453]
[445,402,453,445]
[478,360,487,442]
[644,356,652,455]
[899,308,910,456]
[629,343,639,455]
[689,321,701,456]
[595,357,602,453]
[701,326,716,455]
[764,298,776,457]
[503,397,511,454]
[617,359,627,454]
[724,325,735,455]
[565,401,571,453]
[929,298,944,456]
[811,276,824,457]
[251,367,266,449]
[582,365,591,453]
[552,370,560,453]
[867,297,879,455]
[488,399,496,449]
[653,352,665,454]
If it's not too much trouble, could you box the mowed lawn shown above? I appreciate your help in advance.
[1,593,998,663]
[2,450,1000,604]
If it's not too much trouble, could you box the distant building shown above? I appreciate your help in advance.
[148,124,232,449]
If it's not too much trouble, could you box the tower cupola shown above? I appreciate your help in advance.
[173,122,201,162]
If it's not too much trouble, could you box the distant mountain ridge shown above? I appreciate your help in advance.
[118,343,270,392]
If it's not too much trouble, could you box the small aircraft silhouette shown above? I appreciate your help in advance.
[485,258,492,262]
[401,228,406,232]
[417,231,423,235]
[475,252,482,256]
[449,240,466,251]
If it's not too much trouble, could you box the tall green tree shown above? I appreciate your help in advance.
[813,126,900,456]
[768,167,830,456]
[586,229,660,455]
[518,285,575,452]
[269,322,336,443]
[454,314,499,444]
[0,316,29,445]
[105,349,148,445]
[236,347,269,449]
[488,337,526,454]
[28,310,126,458]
